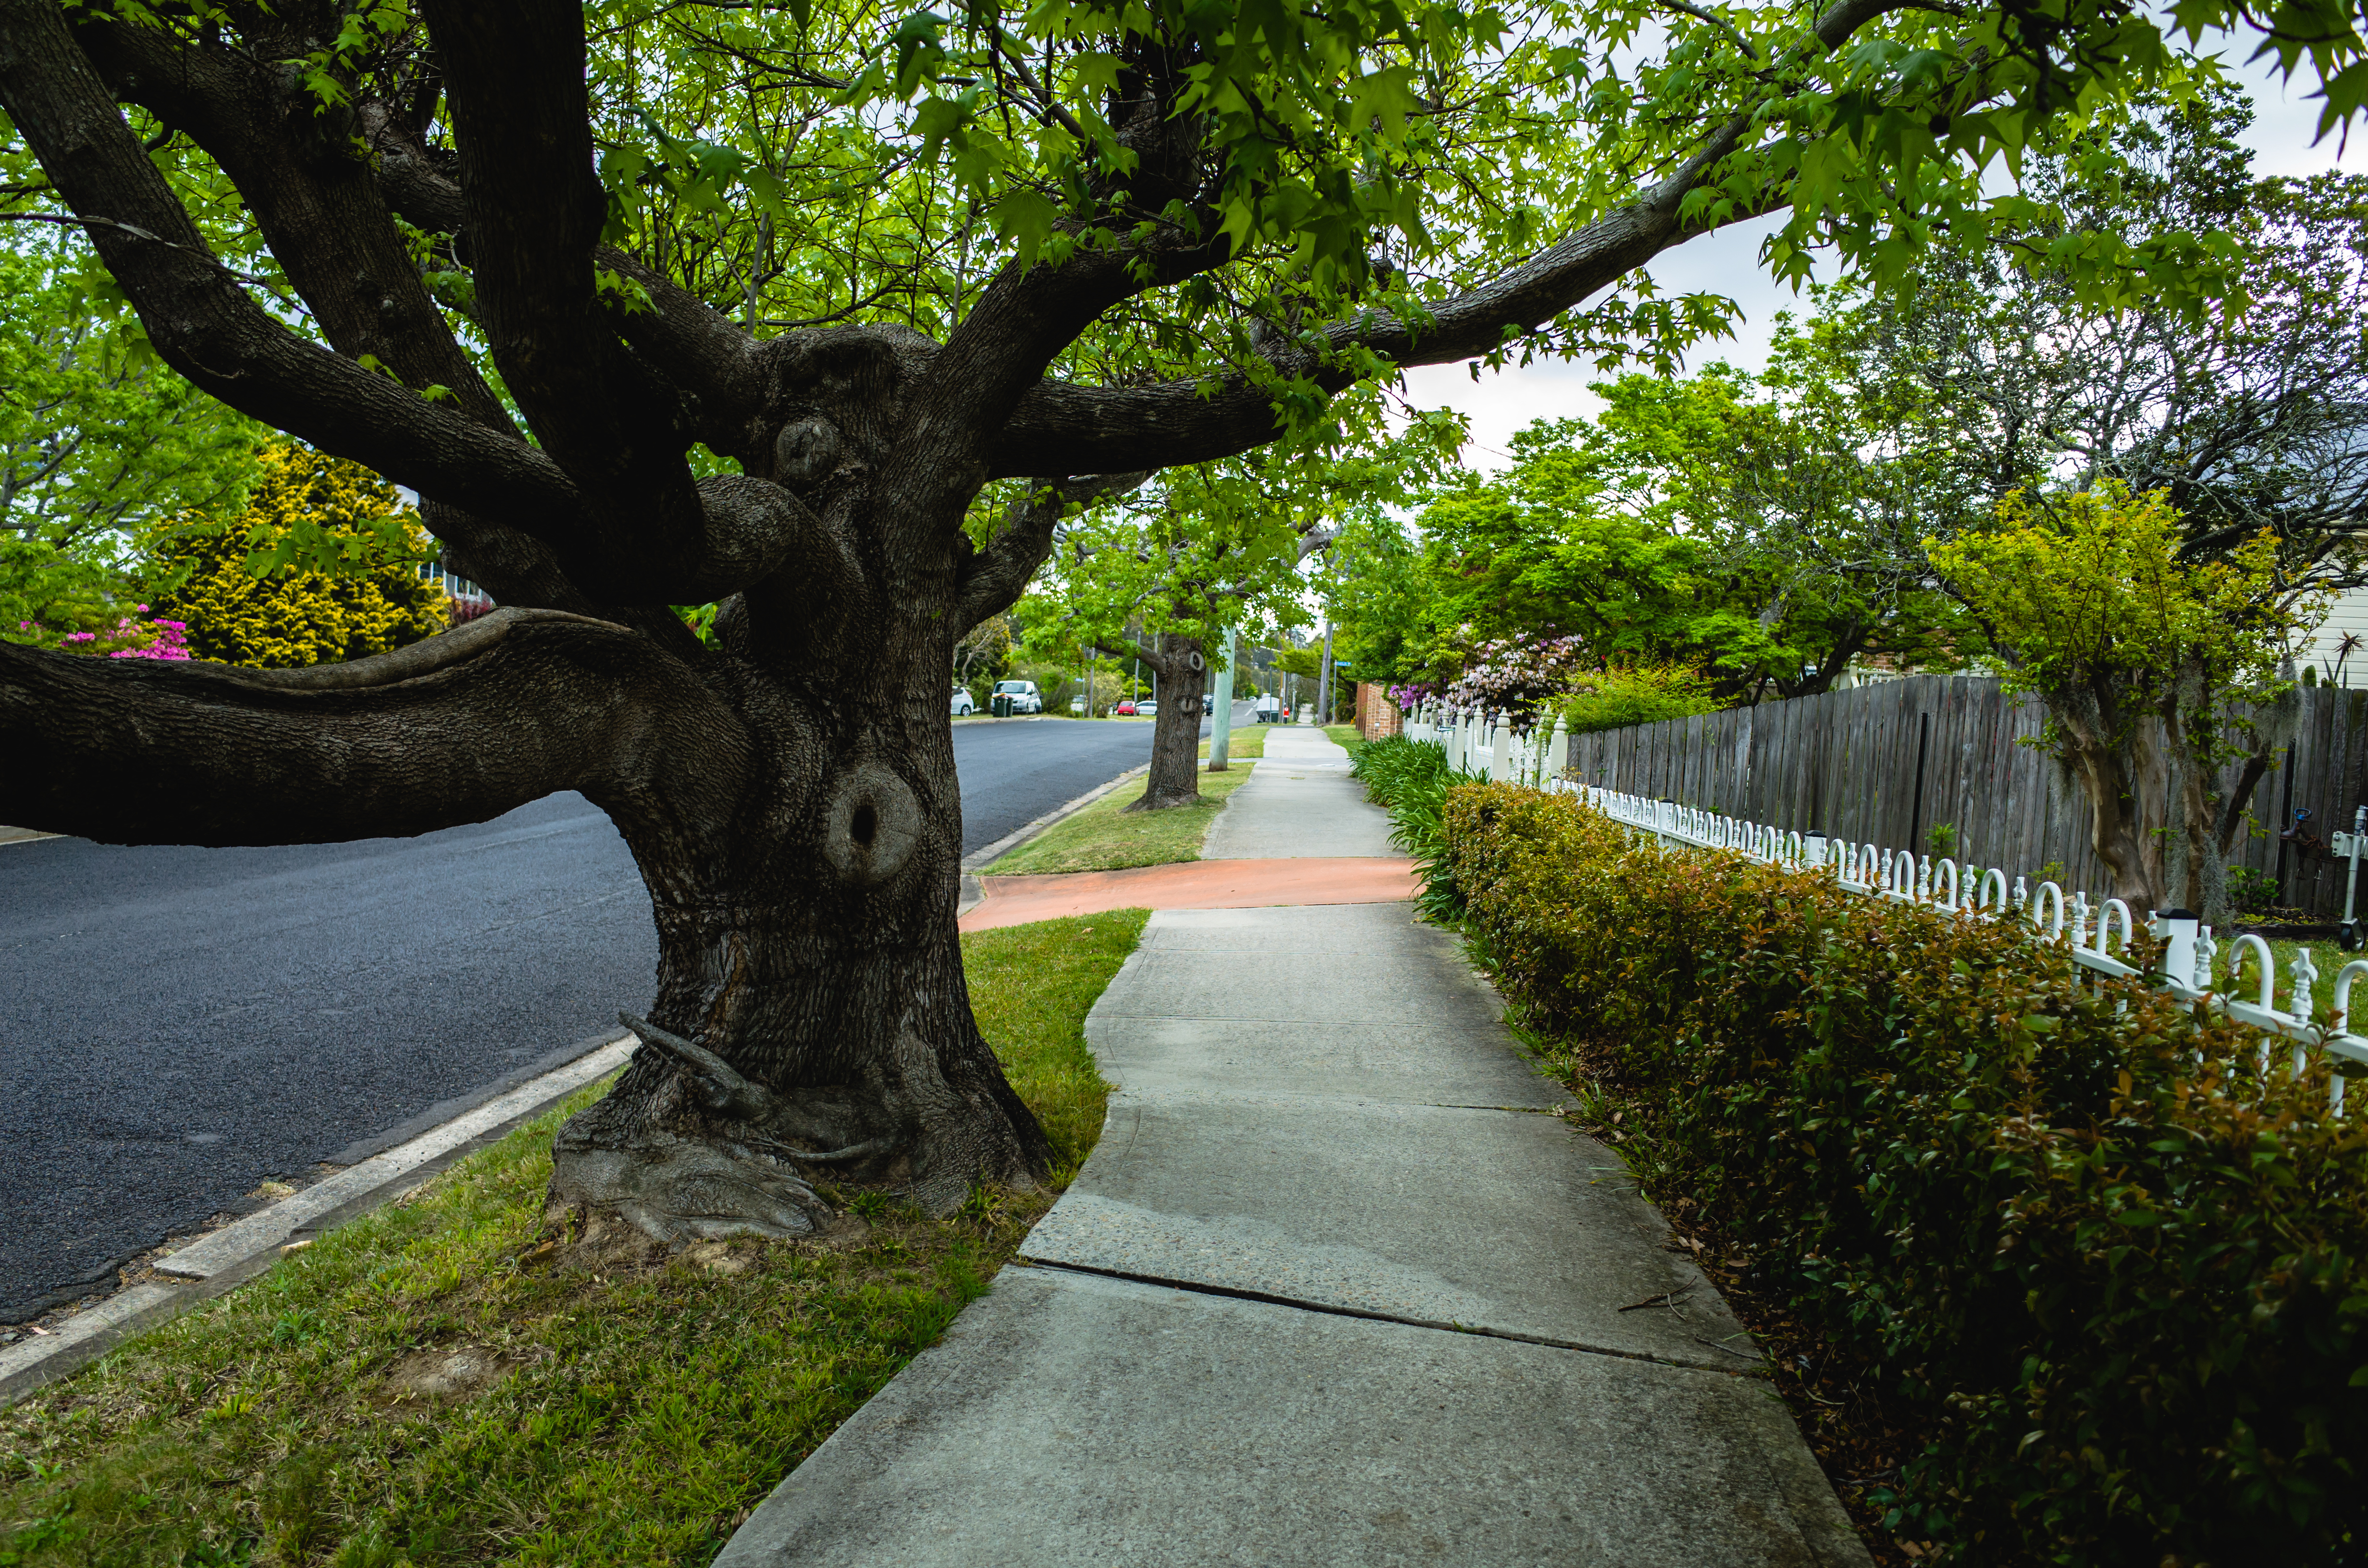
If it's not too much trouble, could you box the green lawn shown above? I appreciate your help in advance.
[983,730,1267,876]
[1205,724,1267,762]
[1322,724,1367,760]
[0,912,1148,1568]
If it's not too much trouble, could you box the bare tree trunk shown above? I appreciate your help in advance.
[2055,689,2171,913]
[1128,632,1207,811]
[547,628,1053,1243]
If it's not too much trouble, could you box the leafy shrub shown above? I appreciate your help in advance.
[146,441,444,669]
[2229,864,2284,913]
[0,536,130,647]
[17,608,190,659]
[1348,735,1475,923]
[1443,781,2368,1566]
[1441,633,1590,728]
[1552,663,1718,736]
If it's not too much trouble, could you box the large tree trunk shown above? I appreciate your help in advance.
[0,586,1059,1248]
[549,637,1052,1243]
[2044,668,2297,929]
[1129,632,1207,811]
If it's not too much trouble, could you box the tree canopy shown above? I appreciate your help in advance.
[1808,83,2368,595]
[1344,357,1968,702]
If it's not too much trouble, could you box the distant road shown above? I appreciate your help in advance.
[0,716,1179,1320]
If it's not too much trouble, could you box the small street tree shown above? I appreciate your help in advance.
[1028,416,1446,807]
[1928,482,2319,924]
[0,0,2355,1243]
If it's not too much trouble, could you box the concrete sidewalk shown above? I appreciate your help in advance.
[723,899,1870,1559]
[1201,724,1397,859]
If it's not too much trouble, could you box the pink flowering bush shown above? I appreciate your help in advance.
[25,606,193,660]
[1440,635,1591,730]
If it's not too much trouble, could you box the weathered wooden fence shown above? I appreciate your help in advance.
[1454,675,2368,918]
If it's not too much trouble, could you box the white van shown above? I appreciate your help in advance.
[992,679,1044,714]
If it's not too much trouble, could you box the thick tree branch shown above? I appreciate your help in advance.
[910,232,1231,505]
[0,609,751,849]
[952,472,1147,636]
[0,0,594,540]
[75,22,613,614]
[987,175,1736,475]
[81,16,514,437]
[358,103,775,473]
[984,0,1896,477]
[416,0,732,595]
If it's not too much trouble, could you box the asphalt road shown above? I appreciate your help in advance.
[0,715,1178,1320]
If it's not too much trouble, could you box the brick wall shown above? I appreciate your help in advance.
[1354,682,1403,740]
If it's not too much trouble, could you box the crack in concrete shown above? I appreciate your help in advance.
[1016,1256,1767,1378]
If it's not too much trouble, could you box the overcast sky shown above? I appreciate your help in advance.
[1398,42,2355,471]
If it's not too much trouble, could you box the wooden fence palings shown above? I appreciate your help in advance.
[1560,676,2368,918]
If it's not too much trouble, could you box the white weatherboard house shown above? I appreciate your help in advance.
[2305,589,2368,687]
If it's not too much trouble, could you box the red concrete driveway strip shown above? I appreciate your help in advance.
[960,857,1417,932]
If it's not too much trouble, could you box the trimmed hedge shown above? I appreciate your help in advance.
[1443,782,2368,1566]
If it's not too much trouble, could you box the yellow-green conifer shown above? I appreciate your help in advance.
[149,441,447,668]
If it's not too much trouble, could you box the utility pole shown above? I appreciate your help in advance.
[1317,621,1333,729]
[1209,627,1234,769]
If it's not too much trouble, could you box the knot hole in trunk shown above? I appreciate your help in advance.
[825,761,921,884]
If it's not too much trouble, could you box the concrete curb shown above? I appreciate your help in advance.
[0,1032,634,1410]
[0,826,61,846]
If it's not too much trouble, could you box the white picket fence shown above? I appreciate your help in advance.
[1395,708,2368,1112]
[1401,703,1570,785]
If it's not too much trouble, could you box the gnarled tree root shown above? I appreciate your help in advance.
[543,1013,1039,1254]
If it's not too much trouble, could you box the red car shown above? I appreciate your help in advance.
[1114,699,1138,715]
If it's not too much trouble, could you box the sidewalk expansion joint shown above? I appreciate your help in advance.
[1015,1256,1766,1378]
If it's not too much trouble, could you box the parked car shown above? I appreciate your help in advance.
[1139,699,1159,717]
[951,687,976,716]
[992,679,1044,714]
[1114,699,1138,715]
[1254,695,1281,723]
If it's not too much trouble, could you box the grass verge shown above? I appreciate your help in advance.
[0,911,1148,1568]
[983,731,1266,876]
[1321,724,1366,760]
[1203,724,1266,761]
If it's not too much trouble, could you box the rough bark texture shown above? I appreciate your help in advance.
[0,0,1904,1244]
[1129,633,1209,811]
[2057,692,2171,917]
